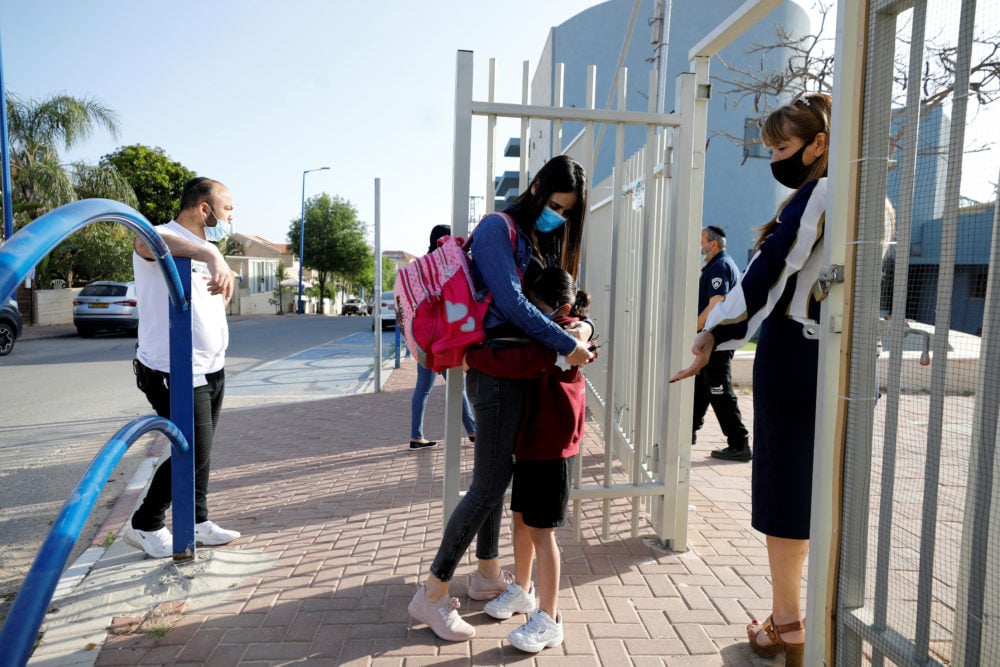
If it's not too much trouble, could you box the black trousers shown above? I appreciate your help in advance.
[131,361,225,531]
[692,349,749,449]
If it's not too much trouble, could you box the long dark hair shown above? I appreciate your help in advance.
[506,155,588,280]
[754,92,831,250]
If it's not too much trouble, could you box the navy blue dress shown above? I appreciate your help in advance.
[705,179,827,540]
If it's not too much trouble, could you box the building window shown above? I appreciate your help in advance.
[971,269,988,300]
[743,117,769,161]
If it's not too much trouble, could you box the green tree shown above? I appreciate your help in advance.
[100,145,195,225]
[355,255,397,295]
[42,221,135,285]
[4,92,139,285]
[219,237,245,256]
[287,194,370,307]
[5,93,134,224]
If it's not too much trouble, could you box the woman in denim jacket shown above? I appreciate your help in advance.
[408,155,595,641]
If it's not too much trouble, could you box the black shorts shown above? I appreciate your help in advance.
[510,457,575,528]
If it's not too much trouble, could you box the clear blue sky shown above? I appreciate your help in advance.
[0,0,605,257]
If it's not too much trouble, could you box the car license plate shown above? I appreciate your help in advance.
[89,303,109,309]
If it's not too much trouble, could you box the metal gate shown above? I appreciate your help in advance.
[441,48,697,547]
[832,0,1000,664]
[441,1,788,551]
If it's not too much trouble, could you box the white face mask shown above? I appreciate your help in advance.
[206,207,231,243]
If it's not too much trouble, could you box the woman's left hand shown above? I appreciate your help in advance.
[564,320,594,343]
[669,331,715,383]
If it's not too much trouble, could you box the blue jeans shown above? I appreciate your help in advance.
[430,369,525,581]
[410,364,476,440]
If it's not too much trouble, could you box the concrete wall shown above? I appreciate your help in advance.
[33,288,80,326]
[237,291,275,316]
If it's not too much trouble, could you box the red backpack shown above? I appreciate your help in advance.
[394,213,516,372]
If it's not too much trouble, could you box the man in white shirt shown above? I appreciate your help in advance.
[124,177,241,558]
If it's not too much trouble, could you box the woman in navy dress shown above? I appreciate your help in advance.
[671,92,832,667]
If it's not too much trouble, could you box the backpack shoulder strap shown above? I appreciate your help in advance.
[494,212,518,251]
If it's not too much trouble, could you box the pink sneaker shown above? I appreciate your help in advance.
[407,585,474,641]
[468,569,514,600]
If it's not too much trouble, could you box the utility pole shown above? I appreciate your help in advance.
[650,0,673,115]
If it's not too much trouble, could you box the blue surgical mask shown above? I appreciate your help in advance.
[206,208,231,243]
[535,206,567,233]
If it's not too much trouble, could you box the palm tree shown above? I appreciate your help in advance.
[4,93,139,285]
[6,93,136,223]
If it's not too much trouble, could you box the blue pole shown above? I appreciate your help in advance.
[297,172,306,315]
[394,322,401,368]
[0,33,16,245]
[297,166,329,315]
[169,257,195,559]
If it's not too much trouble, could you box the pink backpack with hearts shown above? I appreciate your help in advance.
[394,213,516,372]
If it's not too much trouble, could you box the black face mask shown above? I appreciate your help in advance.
[770,141,813,190]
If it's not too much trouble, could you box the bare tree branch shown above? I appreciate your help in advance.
[711,1,999,159]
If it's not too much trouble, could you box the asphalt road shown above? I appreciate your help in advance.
[0,314,395,622]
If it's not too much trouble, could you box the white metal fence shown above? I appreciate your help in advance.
[834,1,1000,665]
[443,49,696,547]
[443,1,778,552]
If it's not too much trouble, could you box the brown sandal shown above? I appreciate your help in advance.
[747,615,805,666]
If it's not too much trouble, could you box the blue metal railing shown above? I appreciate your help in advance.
[0,199,199,665]
[0,417,189,666]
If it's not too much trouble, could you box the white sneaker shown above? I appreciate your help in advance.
[508,609,564,653]
[195,520,241,546]
[123,526,172,559]
[484,582,536,620]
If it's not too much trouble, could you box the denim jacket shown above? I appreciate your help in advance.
[469,213,577,356]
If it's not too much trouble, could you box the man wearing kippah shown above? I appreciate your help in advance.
[125,177,242,557]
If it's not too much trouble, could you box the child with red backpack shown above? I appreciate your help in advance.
[463,267,591,653]
[407,156,594,645]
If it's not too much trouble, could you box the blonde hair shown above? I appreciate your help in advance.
[754,92,832,250]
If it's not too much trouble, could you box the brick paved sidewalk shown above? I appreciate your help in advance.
[41,359,778,666]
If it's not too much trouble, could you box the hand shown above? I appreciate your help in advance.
[564,320,594,343]
[205,248,235,300]
[462,352,470,372]
[566,339,594,367]
[669,330,714,383]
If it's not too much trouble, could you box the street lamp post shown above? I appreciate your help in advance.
[298,166,330,314]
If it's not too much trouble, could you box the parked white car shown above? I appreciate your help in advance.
[373,290,397,330]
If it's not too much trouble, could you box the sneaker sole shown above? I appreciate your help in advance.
[485,601,536,620]
[122,530,171,558]
[467,588,504,601]
[407,601,474,642]
[508,632,563,653]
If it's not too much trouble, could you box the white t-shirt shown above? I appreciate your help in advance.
[134,221,229,382]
